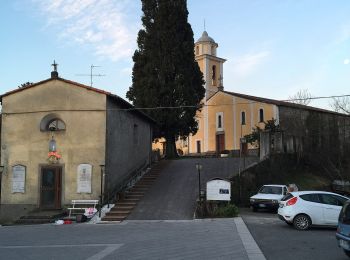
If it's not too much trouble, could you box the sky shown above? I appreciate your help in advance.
[1,0,350,110]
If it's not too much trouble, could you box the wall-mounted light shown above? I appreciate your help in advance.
[49,136,57,152]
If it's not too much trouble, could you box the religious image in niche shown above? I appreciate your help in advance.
[47,151,61,164]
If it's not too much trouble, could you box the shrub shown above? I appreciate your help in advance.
[214,203,239,217]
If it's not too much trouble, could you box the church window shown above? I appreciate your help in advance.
[212,65,216,80]
[47,119,66,131]
[40,113,66,131]
[216,112,224,131]
[196,46,199,55]
[259,109,264,122]
[241,111,246,125]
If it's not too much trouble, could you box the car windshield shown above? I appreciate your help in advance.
[258,186,282,195]
[339,201,350,224]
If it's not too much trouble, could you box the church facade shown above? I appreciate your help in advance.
[187,31,277,155]
[0,66,154,222]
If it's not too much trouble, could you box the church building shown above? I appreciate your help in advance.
[0,64,154,222]
[186,31,350,158]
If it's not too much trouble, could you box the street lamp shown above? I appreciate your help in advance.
[196,163,203,200]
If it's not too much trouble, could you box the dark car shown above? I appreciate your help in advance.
[336,200,350,257]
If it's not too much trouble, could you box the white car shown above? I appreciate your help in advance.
[250,184,288,212]
[278,191,349,230]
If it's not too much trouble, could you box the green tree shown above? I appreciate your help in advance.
[244,118,280,147]
[127,0,205,158]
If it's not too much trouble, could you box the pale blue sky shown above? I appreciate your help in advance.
[1,0,350,109]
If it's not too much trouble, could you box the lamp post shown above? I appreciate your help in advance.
[196,163,203,200]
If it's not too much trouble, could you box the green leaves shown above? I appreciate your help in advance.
[127,0,205,157]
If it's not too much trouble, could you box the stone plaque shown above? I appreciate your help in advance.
[12,165,26,193]
[77,164,92,193]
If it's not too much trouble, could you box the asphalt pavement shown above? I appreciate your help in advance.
[240,208,347,260]
[128,157,258,220]
[0,218,263,260]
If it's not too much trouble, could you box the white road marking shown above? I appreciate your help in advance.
[0,244,124,260]
[234,217,266,260]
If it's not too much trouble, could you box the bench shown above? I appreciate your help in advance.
[68,199,99,218]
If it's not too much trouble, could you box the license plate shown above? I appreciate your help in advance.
[339,239,350,250]
[259,204,266,208]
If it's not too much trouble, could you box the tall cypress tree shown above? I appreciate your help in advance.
[127,0,205,158]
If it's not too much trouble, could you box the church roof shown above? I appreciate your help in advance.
[0,77,156,124]
[197,31,216,43]
[217,90,350,117]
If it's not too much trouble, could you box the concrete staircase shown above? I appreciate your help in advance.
[101,162,165,222]
[15,210,67,225]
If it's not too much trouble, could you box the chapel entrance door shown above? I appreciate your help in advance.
[40,166,62,209]
[216,133,225,154]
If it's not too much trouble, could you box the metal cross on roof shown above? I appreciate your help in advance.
[51,60,58,72]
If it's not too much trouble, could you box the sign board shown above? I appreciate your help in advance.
[77,164,92,193]
[206,178,231,201]
[12,165,26,193]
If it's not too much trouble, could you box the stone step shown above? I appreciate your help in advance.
[105,211,131,216]
[126,193,144,198]
[116,200,137,205]
[127,191,145,195]
[15,219,55,225]
[101,215,126,221]
[110,206,134,211]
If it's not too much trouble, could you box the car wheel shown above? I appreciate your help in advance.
[344,250,350,258]
[293,214,311,230]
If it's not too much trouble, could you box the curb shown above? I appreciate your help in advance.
[234,217,266,260]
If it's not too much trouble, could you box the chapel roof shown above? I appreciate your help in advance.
[0,77,156,124]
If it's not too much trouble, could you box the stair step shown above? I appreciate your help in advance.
[15,219,55,225]
[117,200,138,205]
[126,194,144,198]
[110,206,134,211]
[101,216,126,221]
[127,191,144,195]
[105,211,131,216]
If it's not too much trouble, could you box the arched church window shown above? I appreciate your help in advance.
[196,46,199,55]
[259,109,264,122]
[212,65,217,86]
[47,119,66,131]
[241,111,246,125]
[40,113,66,131]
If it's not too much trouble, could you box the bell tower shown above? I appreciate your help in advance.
[195,31,226,99]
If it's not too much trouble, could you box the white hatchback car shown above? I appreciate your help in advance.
[278,191,349,230]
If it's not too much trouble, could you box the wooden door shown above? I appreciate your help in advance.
[196,140,201,153]
[216,134,225,154]
[40,166,62,209]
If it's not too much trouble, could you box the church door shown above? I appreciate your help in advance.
[40,166,62,209]
[216,134,225,154]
